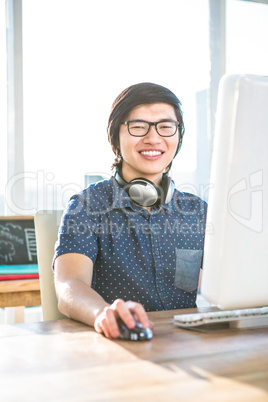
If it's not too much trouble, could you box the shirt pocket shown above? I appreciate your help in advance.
[174,249,203,292]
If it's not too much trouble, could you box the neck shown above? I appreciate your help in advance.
[120,167,164,186]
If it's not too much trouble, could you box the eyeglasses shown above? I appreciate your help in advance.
[121,120,179,137]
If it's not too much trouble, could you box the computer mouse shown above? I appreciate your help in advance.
[116,318,153,341]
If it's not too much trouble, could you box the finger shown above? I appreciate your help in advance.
[94,314,111,338]
[103,306,121,338]
[125,301,151,328]
[110,299,136,328]
[94,307,120,338]
[100,318,111,339]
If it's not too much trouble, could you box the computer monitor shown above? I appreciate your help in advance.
[201,74,268,310]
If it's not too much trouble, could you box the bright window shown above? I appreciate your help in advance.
[21,0,210,213]
[2,1,268,215]
[0,0,7,215]
[226,0,268,75]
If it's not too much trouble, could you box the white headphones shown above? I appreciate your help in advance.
[115,171,174,207]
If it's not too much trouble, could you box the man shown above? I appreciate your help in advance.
[54,82,207,339]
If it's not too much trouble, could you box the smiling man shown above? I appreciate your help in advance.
[53,83,207,339]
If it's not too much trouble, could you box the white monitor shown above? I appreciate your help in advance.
[201,74,268,310]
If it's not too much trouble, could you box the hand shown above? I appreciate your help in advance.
[94,299,154,339]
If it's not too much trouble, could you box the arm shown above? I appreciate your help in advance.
[54,253,153,339]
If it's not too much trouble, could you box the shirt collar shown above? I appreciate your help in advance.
[111,177,134,210]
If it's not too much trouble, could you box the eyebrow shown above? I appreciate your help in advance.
[128,118,177,123]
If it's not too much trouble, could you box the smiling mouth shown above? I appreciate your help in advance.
[140,151,163,156]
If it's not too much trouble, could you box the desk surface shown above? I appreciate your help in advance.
[0,308,267,401]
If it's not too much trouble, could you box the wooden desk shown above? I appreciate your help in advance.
[0,279,41,308]
[0,309,267,401]
[0,279,41,323]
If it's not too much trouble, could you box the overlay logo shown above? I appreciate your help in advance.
[227,170,263,233]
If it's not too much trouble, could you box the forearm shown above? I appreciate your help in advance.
[53,254,152,338]
[56,278,109,327]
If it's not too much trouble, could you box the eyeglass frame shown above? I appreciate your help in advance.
[120,119,180,137]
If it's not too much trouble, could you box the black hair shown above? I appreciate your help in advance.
[107,82,185,171]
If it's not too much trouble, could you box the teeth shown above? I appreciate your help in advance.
[141,151,162,156]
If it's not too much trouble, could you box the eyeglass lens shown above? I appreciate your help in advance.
[128,121,178,137]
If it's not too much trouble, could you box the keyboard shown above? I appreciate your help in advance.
[173,306,268,329]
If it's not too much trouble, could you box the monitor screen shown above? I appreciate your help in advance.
[201,74,268,309]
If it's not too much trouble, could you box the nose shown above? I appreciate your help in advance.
[143,124,161,143]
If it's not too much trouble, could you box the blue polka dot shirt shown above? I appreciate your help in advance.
[54,177,207,311]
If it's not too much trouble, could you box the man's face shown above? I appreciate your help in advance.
[119,103,179,185]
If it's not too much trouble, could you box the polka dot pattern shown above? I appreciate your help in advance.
[54,178,207,311]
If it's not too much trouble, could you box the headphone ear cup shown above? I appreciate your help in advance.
[128,178,159,207]
[160,176,174,205]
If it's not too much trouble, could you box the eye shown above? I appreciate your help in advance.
[158,122,174,129]
[129,121,147,130]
